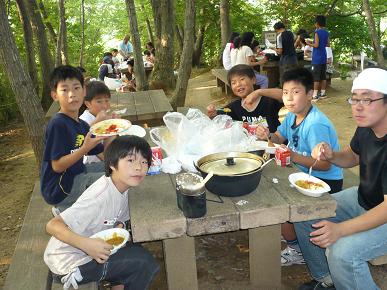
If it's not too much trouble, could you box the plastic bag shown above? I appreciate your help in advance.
[150,109,252,172]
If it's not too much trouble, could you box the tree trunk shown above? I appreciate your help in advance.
[79,0,85,67]
[59,0,69,65]
[0,0,46,168]
[220,0,230,48]
[362,0,385,67]
[26,0,54,111]
[192,19,207,67]
[15,0,39,94]
[38,0,57,44]
[175,24,183,51]
[141,4,154,44]
[150,0,175,88]
[171,0,195,110]
[125,0,148,91]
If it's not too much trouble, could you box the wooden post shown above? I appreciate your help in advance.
[249,225,281,289]
[163,235,198,290]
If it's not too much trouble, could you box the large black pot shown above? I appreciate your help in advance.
[195,152,267,197]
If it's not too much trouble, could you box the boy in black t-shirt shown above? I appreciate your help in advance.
[294,68,387,290]
[206,64,283,133]
[41,66,111,213]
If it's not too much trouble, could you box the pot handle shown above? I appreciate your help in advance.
[259,158,275,171]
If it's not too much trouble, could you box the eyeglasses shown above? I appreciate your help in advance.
[347,96,386,106]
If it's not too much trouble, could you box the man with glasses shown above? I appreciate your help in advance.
[295,68,387,290]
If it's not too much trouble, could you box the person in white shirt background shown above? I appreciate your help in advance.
[222,31,239,70]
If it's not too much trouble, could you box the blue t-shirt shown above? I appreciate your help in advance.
[312,28,329,65]
[40,113,104,204]
[278,106,342,180]
[119,41,133,56]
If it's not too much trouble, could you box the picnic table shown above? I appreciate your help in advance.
[129,161,337,289]
[45,89,173,127]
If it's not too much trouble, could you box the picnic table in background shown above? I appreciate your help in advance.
[46,89,173,127]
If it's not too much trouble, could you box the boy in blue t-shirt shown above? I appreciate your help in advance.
[305,15,330,100]
[256,67,343,267]
[41,65,111,212]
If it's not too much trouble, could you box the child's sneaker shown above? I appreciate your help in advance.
[312,93,320,102]
[299,280,336,290]
[281,246,305,266]
[319,93,328,99]
[51,206,60,217]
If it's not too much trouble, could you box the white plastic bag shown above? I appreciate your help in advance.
[150,109,252,172]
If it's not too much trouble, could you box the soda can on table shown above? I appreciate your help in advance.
[275,147,291,167]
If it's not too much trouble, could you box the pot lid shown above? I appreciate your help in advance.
[197,152,264,176]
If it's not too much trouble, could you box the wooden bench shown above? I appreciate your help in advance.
[3,182,98,290]
[211,68,232,95]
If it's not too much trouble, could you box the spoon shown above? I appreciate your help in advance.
[308,159,318,180]
[260,158,275,170]
[189,171,214,191]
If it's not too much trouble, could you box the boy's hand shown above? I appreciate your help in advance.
[82,132,108,152]
[312,142,333,161]
[309,220,343,248]
[84,238,113,264]
[243,90,260,110]
[206,104,217,118]
[94,110,109,124]
[255,125,270,140]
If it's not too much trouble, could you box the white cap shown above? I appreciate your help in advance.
[351,68,387,94]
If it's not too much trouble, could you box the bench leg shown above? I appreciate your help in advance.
[163,235,198,290]
[249,224,281,289]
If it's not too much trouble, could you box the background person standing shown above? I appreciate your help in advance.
[274,22,298,84]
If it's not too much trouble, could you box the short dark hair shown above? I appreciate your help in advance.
[127,59,134,67]
[227,64,256,84]
[315,15,326,27]
[274,22,285,30]
[146,41,154,49]
[240,32,255,46]
[282,67,314,92]
[233,36,242,49]
[228,32,239,43]
[105,136,152,177]
[143,50,151,56]
[103,52,113,58]
[50,65,84,91]
[85,81,111,102]
[250,40,260,50]
[112,48,118,53]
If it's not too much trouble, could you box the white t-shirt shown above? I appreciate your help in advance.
[222,43,233,70]
[79,110,101,164]
[230,48,238,67]
[44,176,130,275]
[235,46,254,66]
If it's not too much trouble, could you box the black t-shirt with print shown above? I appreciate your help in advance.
[350,127,387,210]
[225,97,283,133]
[280,30,296,56]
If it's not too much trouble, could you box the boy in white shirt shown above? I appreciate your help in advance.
[44,136,159,290]
[80,81,111,163]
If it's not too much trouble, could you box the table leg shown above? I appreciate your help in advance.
[162,235,198,290]
[249,224,281,289]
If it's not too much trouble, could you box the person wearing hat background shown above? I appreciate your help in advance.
[294,68,387,290]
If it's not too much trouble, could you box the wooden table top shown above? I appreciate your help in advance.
[129,160,336,242]
[45,89,173,126]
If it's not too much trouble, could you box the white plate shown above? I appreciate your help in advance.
[90,119,131,137]
[90,228,130,255]
[119,125,146,137]
[288,172,331,198]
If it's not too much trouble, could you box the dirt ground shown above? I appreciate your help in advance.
[0,72,386,289]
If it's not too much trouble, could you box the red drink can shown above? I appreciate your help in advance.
[148,146,163,175]
[275,147,291,167]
